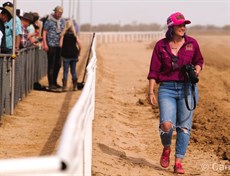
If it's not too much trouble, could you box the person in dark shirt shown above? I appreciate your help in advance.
[147,12,204,174]
[59,19,81,91]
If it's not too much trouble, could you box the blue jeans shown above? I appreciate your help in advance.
[63,58,78,81]
[158,81,198,159]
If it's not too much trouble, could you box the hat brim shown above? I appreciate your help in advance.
[175,19,191,26]
[20,16,32,23]
[184,20,191,24]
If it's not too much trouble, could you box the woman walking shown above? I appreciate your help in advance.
[148,12,204,174]
[60,20,81,91]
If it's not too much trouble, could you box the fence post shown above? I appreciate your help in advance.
[5,58,11,114]
[10,58,15,114]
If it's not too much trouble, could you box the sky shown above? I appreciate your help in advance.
[3,0,230,27]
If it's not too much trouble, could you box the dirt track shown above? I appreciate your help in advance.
[0,34,229,175]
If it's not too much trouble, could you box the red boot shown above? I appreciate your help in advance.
[174,162,185,174]
[160,146,171,168]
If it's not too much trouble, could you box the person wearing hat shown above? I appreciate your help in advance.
[43,5,65,90]
[147,12,204,174]
[0,5,13,53]
[27,12,43,48]
[0,2,22,53]
[20,12,34,48]
[26,12,38,46]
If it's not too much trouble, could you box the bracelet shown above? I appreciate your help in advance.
[148,93,154,95]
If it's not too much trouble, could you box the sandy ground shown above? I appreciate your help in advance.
[0,34,229,176]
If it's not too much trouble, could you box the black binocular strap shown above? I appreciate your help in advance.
[183,82,196,111]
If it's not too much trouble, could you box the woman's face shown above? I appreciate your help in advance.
[173,23,186,37]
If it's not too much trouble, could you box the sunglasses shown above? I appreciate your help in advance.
[171,55,179,70]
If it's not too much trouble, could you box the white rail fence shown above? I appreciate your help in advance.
[80,31,164,44]
[96,31,164,43]
[0,31,163,176]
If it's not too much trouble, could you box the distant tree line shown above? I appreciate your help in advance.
[80,22,229,34]
[188,25,229,35]
[81,23,162,32]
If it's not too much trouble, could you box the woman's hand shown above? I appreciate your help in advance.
[148,79,157,106]
[148,93,158,106]
[195,65,202,76]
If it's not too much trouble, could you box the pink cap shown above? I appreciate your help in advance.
[167,12,191,27]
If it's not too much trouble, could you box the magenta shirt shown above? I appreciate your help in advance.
[147,35,204,83]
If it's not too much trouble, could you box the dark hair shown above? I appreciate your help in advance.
[165,26,174,41]
[31,12,39,22]
[33,23,39,29]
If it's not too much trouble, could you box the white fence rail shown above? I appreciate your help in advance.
[57,38,97,174]
[96,31,164,43]
[0,156,61,175]
[0,31,162,176]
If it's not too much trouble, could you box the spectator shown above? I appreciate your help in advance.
[31,12,42,38]
[16,8,23,18]
[43,6,65,90]
[20,12,34,48]
[26,13,35,43]
[32,24,43,49]
[59,20,81,91]
[1,2,22,53]
[0,5,12,53]
[29,12,43,48]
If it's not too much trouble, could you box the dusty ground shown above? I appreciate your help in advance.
[0,34,229,176]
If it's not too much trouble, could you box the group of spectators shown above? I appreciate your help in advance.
[0,1,43,53]
[0,1,82,91]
